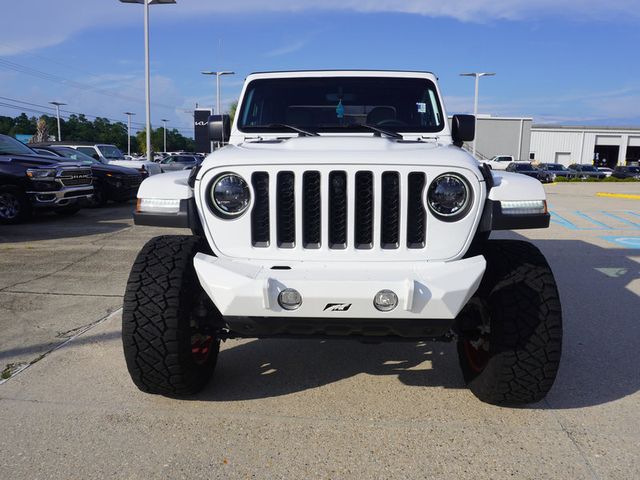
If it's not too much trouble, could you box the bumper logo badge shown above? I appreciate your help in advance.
[324,303,352,312]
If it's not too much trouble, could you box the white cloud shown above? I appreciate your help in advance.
[0,0,638,56]
[265,40,308,57]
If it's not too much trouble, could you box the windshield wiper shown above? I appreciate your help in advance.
[263,124,319,137]
[345,123,403,139]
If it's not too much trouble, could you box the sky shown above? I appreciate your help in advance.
[0,0,639,137]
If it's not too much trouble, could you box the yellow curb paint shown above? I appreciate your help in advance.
[596,193,640,200]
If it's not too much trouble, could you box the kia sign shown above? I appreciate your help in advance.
[194,108,212,153]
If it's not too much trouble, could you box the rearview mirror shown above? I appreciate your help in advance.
[451,114,475,147]
[208,114,231,144]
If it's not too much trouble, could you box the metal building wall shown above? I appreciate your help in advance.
[475,117,532,160]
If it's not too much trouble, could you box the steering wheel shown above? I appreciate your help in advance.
[376,119,408,127]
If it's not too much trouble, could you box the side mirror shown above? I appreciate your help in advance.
[208,114,231,144]
[451,114,475,147]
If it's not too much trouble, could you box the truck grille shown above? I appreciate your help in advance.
[250,170,427,250]
[58,168,92,187]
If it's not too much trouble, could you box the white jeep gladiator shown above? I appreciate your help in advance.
[123,70,562,406]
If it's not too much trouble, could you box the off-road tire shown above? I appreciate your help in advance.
[0,186,31,224]
[122,235,220,396]
[457,240,562,405]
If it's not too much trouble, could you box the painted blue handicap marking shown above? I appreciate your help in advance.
[600,236,640,248]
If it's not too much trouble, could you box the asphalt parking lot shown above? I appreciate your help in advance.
[0,183,638,479]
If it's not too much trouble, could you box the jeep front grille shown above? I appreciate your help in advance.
[250,170,427,250]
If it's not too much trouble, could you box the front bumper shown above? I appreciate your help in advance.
[26,186,94,207]
[194,254,486,320]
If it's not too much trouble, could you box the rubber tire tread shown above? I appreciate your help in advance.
[458,240,562,405]
[0,185,31,224]
[122,235,219,396]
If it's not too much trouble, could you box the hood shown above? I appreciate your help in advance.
[0,154,83,168]
[203,136,480,171]
[91,163,140,175]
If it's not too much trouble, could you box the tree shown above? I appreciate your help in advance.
[228,101,238,125]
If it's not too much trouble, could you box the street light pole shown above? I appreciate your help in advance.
[124,112,136,155]
[161,118,169,152]
[119,0,176,160]
[201,70,235,117]
[459,72,495,157]
[49,101,66,141]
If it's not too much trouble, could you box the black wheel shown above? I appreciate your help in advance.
[456,240,562,405]
[0,186,31,224]
[122,235,221,396]
[54,205,81,216]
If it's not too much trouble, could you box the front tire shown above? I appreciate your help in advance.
[0,186,31,224]
[122,235,221,396]
[456,240,562,405]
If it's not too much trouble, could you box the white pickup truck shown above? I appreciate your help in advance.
[481,155,515,170]
[123,70,562,406]
[55,142,162,176]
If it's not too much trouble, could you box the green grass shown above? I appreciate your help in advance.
[554,176,640,183]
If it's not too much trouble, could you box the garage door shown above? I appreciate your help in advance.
[555,152,571,165]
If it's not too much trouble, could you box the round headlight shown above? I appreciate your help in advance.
[210,173,250,218]
[427,173,471,220]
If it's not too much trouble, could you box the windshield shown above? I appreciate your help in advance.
[54,147,99,165]
[581,166,597,172]
[238,76,444,134]
[628,166,640,173]
[0,135,37,155]
[97,145,124,159]
[545,164,565,171]
[515,163,533,171]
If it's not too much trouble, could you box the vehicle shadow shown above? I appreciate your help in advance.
[196,337,463,402]
[0,203,134,243]
[193,236,639,409]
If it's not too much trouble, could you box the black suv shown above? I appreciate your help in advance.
[537,163,575,179]
[0,135,93,224]
[31,146,142,206]
[612,165,640,179]
[568,164,606,180]
[505,162,554,183]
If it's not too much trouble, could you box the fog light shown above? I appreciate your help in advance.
[374,289,398,312]
[278,288,302,311]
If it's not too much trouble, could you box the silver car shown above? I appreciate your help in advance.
[159,154,201,172]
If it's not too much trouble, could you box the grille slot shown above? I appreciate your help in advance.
[380,171,400,249]
[407,172,426,248]
[302,171,321,248]
[251,172,270,247]
[354,171,374,249]
[328,171,347,249]
[276,171,296,248]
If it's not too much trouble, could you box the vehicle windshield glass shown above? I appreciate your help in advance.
[515,164,532,171]
[97,145,124,159]
[628,166,640,173]
[0,135,38,155]
[55,147,99,165]
[581,166,597,172]
[545,164,564,171]
[238,76,444,134]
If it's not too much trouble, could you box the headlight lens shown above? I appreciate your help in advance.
[26,168,57,180]
[210,173,250,218]
[427,173,471,220]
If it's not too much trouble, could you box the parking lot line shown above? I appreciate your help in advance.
[574,211,613,230]
[600,212,640,229]
[549,211,579,230]
[596,192,640,200]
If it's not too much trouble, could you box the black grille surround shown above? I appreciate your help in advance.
[58,168,93,187]
[247,169,445,252]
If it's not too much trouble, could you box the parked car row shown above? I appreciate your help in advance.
[0,134,142,223]
[492,160,639,183]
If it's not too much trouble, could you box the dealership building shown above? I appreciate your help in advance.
[529,125,640,168]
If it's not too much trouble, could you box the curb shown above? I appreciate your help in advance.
[596,193,640,200]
